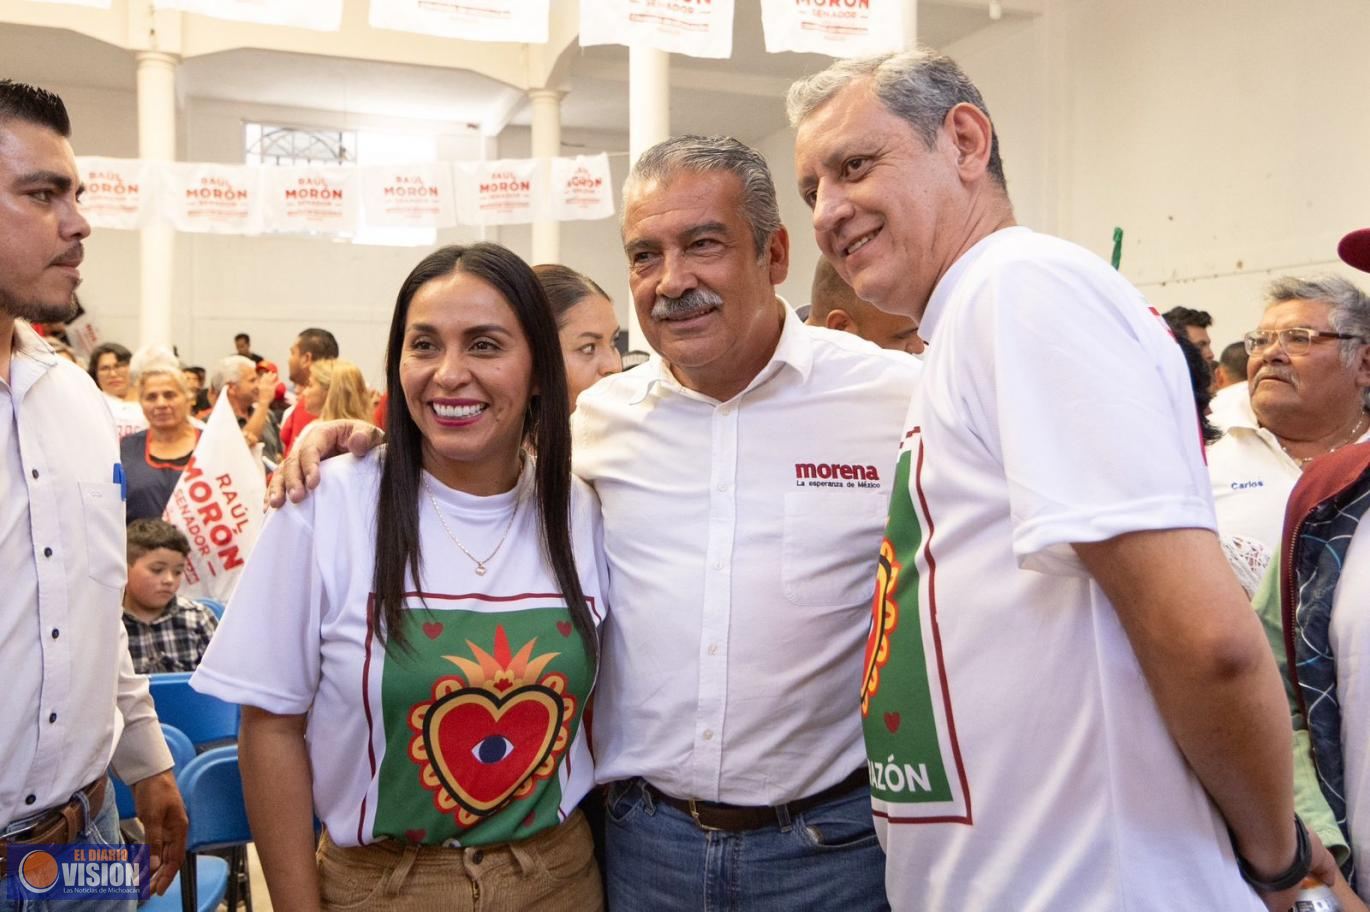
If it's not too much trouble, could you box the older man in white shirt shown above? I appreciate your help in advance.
[1208,276,1370,554]
[0,79,185,909]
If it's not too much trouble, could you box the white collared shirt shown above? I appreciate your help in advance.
[1207,396,1370,554]
[574,306,919,804]
[0,322,171,826]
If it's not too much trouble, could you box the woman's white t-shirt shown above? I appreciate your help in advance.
[193,451,606,848]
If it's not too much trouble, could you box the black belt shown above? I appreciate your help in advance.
[645,767,868,832]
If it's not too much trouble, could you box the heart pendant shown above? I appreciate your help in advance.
[475,565,487,576]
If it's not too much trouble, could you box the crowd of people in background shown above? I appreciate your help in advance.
[6,40,1370,912]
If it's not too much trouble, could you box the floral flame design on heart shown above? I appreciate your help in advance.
[862,539,901,718]
[408,625,576,827]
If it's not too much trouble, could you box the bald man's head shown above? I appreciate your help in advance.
[807,258,924,354]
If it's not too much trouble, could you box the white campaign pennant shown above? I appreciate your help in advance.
[162,163,264,235]
[580,0,734,59]
[368,0,548,43]
[152,0,342,30]
[262,166,360,236]
[26,0,110,8]
[163,394,266,603]
[760,0,905,57]
[359,164,457,228]
[455,159,541,227]
[76,157,153,230]
[547,154,615,222]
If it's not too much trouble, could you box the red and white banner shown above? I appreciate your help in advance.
[262,166,360,236]
[455,159,540,227]
[152,0,342,30]
[163,394,266,603]
[581,0,734,59]
[27,0,110,8]
[163,164,264,235]
[548,154,615,222]
[761,0,905,56]
[76,157,152,230]
[368,0,548,43]
[359,164,457,229]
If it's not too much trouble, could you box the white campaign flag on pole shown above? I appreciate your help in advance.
[76,157,153,230]
[162,163,265,235]
[359,164,457,228]
[547,154,615,222]
[262,166,361,236]
[580,0,734,59]
[454,159,541,227]
[152,0,342,30]
[163,394,266,603]
[368,0,548,42]
[760,0,904,57]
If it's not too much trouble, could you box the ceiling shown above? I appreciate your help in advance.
[0,3,1018,143]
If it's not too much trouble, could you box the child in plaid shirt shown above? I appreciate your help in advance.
[122,519,218,674]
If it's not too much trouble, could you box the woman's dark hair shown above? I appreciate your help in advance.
[1174,332,1221,444]
[87,341,132,385]
[532,264,610,329]
[373,243,597,665]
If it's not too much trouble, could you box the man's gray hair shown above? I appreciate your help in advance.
[786,48,1006,190]
[210,354,256,393]
[623,135,781,259]
[1265,274,1370,407]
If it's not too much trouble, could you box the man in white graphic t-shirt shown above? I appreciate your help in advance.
[788,49,1344,910]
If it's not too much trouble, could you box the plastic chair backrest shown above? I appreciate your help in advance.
[149,672,239,747]
[113,723,198,819]
[197,598,226,620]
[177,745,251,854]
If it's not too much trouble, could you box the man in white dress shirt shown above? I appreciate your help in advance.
[0,79,185,908]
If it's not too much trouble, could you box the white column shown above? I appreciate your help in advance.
[528,88,564,265]
[626,47,669,352]
[135,51,177,350]
[902,0,918,48]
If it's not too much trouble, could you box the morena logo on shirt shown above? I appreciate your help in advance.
[794,462,882,490]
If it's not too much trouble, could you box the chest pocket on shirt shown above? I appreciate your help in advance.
[781,490,888,608]
[80,481,127,589]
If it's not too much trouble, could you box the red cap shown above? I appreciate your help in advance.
[1338,228,1370,272]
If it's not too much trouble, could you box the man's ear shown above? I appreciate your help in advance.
[944,102,994,184]
[1355,342,1370,392]
[825,309,857,335]
[766,224,790,287]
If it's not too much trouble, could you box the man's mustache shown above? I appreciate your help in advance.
[51,244,84,268]
[651,287,723,321]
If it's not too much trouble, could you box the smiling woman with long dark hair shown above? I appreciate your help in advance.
[193,243,606,911]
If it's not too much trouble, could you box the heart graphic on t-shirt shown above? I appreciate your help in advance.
[404,829,426,844]
[556,621,572,637]
[422,685,564,818]
[884,711,901,733]
[422,622,444,640]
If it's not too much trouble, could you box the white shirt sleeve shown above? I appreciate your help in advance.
[982,256,1216,575]
[191,501,325,715]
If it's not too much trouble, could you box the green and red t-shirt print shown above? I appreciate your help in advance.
[860,431,973,824]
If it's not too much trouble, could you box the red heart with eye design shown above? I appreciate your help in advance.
[422,685,564,818]
[422,622,443,640]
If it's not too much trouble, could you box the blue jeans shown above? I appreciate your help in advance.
[1,778,135,912]
[603,777,889,911]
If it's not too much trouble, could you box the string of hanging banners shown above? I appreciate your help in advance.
[29,0,905,59]
[76,154,616,240]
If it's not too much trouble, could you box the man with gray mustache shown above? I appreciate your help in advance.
[573,135,917,910]
[1208,275,1370,554]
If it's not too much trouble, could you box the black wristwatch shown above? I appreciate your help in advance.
[1234,816,1312,894]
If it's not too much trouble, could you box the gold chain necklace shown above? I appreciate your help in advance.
[1279,410,1370,469]
[422,476,523,576]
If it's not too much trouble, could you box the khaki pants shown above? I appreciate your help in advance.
[317,809,603,912]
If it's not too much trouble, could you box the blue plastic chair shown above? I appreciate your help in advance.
[196,598,227,620]
[148,672,240,748]
[140,857,229,912]
[176,745,254,912]
[114,724,196,820]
